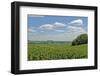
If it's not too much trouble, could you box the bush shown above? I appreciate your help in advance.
[72,34,88,46]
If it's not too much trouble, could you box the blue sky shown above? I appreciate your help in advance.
[28,15,88,41]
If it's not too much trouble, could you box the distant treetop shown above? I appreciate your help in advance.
[72,34,88,46]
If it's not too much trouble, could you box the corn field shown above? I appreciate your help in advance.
[28,43,87,61]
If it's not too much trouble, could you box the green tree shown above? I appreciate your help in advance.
[72,34,88,46]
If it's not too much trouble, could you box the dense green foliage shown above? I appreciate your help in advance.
[72,34,88,46]
[28,43,87,60]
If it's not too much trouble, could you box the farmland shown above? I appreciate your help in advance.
[28,41,88,61]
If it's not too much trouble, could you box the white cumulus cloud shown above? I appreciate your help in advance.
[39,22,66,31]
[53,22,66,28]
[39,24,54,30]
[67,19,86,35]
[69,19,83,27]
